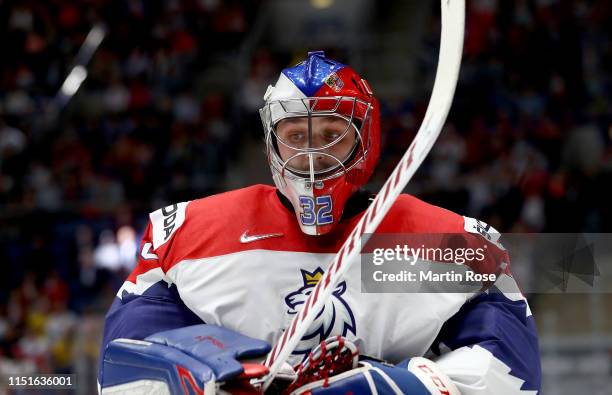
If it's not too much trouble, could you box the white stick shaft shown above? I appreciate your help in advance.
[262,0,465,389]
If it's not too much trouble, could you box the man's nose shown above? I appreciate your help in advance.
[311,132,328,149]
[312,154,334,170]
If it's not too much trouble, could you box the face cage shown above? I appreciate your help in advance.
[261,97,373,187]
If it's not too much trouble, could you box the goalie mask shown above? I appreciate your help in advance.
[260,51,380,235]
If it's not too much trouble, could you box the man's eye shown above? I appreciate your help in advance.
[289,133,305,142]
[324,131,341,141]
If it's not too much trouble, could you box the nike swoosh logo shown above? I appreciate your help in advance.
[240,231,284,244]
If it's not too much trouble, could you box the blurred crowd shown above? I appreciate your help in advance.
[379,0,612,234]
[0,0,611,390]
[0,0,259,389]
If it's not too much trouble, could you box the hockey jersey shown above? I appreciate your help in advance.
[100,184,541,394]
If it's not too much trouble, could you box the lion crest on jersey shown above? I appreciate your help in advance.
[284,268,356,359]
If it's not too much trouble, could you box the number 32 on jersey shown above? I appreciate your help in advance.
[299,195,333,226]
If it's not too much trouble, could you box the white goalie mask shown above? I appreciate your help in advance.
[259,51,380,236]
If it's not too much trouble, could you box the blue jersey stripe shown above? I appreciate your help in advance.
[99,282,204,381]
[432,291,541,392]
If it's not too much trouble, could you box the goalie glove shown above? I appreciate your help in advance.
[100,324,271,394]
[287,337,461,395]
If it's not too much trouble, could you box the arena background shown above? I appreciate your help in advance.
[0,0,610,393]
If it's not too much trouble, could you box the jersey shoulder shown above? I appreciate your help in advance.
[148,184,277,250]
[379,194,465,233]
[380,194,508,274]
[383,194,503,245]
[188,184,276,217]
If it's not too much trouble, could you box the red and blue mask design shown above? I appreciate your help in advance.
[260,51,381,235]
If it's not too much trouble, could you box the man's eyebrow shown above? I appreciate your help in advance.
[280,118,305,124]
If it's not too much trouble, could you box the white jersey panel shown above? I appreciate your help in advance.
[166,249,469,364]
[436,345,538,395]
[116,268,168,300]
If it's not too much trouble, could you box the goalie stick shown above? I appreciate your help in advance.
[259,0,466,390]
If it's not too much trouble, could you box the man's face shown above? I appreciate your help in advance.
[275,115,357,173]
